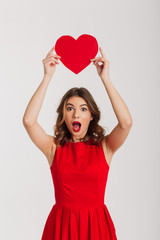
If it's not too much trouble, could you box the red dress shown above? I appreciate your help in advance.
[41,138,117,240]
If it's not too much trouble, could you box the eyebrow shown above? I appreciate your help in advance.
[66,103,88,107]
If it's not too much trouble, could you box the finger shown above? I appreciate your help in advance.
[90,57,105,62]
[45,55,60,62]
[94,60,100,65]
[99,46,106,58]
[55,55,61,59]
[47,59,59,65]
[48,54,61,59]
[90,57,101,61]
[47,46,55,56]
[43,58,59,64]
[51,59,59,64]
[99,48,109,62]
[93,61,99,68]
[49,46,55,53]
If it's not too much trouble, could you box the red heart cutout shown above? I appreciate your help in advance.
[55,34,99,74]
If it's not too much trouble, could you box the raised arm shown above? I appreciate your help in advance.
[90,47,133,161]
[22,46,61,165]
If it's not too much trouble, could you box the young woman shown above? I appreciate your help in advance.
[23,46,133,239]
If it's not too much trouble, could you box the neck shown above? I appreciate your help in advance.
[70,136,89,143]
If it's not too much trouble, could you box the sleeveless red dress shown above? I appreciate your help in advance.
[41,138,117,240]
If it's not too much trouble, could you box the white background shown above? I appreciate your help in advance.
[0,0,159,239]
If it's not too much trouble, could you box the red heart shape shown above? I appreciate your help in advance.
[55,34,99,74]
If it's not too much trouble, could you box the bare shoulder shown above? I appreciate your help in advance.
[45,136,57,167]
[101,135,114,167]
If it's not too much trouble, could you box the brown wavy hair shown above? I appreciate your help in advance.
[53,87,107,147]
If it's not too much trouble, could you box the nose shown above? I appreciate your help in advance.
[73,109,80,118]
[73,114,79,118]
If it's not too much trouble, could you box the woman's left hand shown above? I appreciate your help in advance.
[90,46,110,81]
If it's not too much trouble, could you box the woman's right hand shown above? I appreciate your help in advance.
[42,46,61,78]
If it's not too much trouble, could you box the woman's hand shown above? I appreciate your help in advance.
[42,46,61,78]
[90,46,110,81]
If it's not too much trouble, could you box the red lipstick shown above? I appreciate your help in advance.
[72,121,81,132]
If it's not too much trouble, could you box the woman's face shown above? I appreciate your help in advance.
[64,96,93,142]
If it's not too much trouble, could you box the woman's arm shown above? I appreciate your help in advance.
[90,47,133,156]
[22,47,61,164]
[102,78,132,128]
[23,74,51,125]
[91,47,132,127]
[23,75,55,162]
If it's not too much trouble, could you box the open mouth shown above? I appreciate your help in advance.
[72,122,81,132]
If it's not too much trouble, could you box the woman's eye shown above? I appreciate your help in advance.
[67,107,73,111]
[67,107,87,111]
